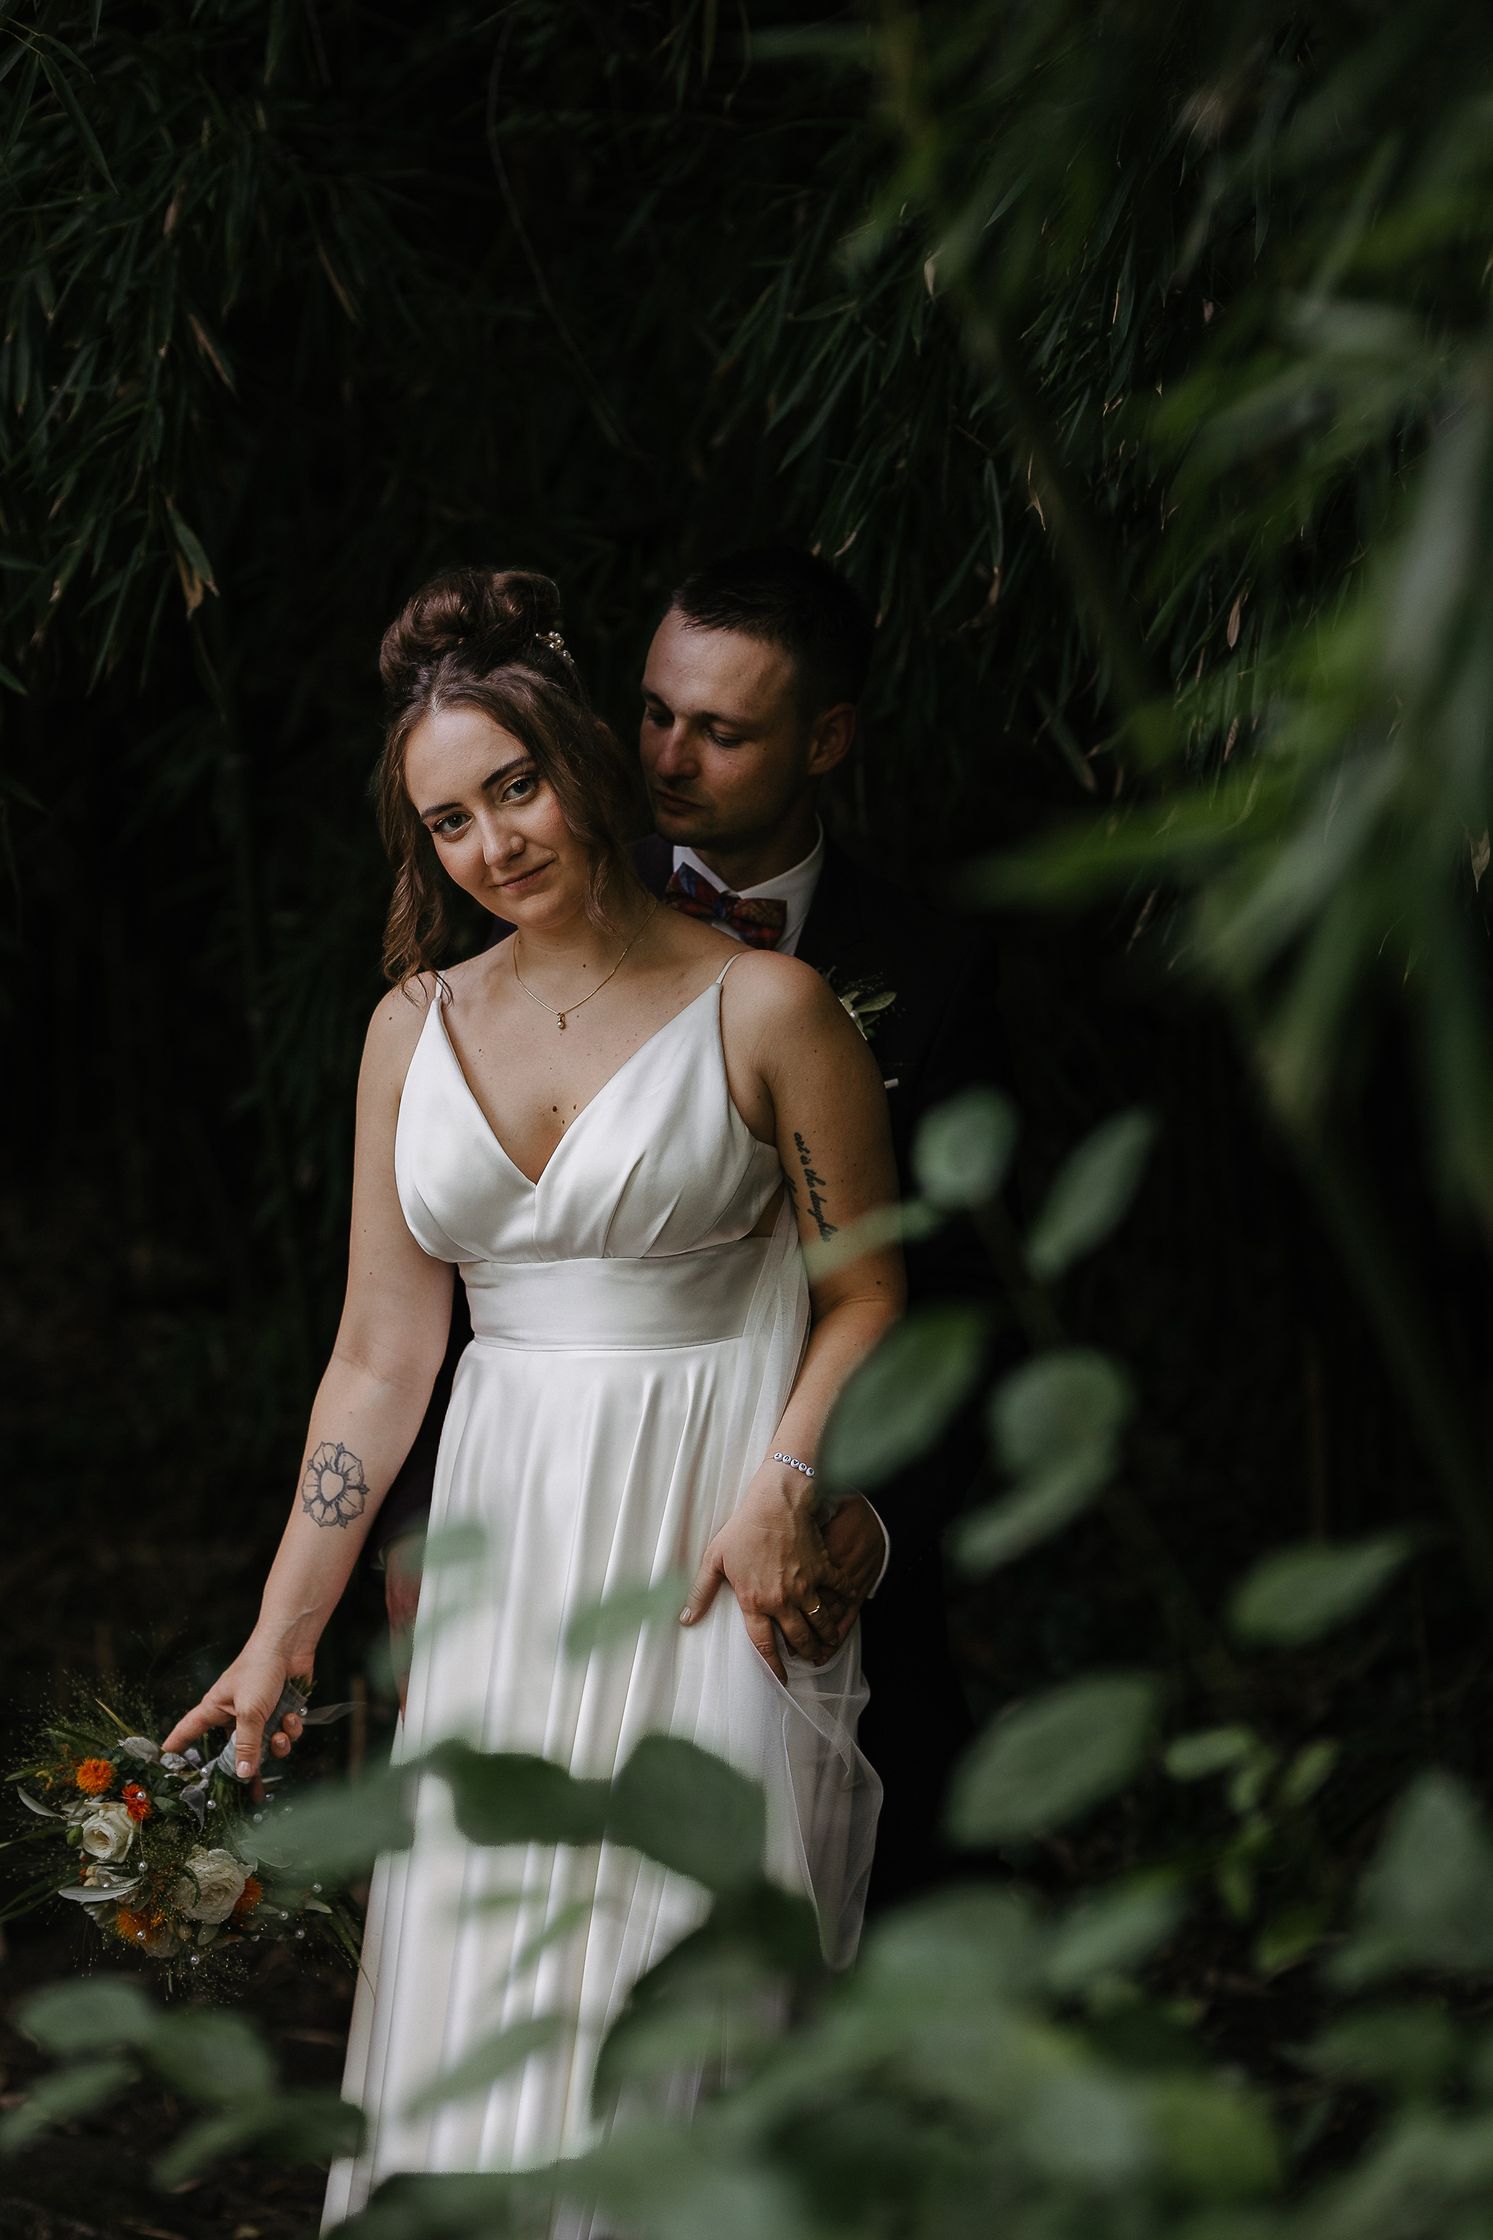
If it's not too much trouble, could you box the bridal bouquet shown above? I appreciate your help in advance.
[2,1690,357,1982]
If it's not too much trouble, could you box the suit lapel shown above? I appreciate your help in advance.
[795,840,875,975]
[632,832,673,898]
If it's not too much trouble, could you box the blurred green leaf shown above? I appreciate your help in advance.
[17,1976,158,2055]
[404,2015,569,2119]
[0,2055,135,2156]
[1164,1727,1260,1781]
[1044,1875,1183,1995]
[948,1673,1160,1845]
[150,2089,363,2189]
[952,1472,1098,1573]
[1339,1772,1493,1981]
[610,1736,765,1892]
[1278,1739,1342,1809]
[151,2009,277,2105]
[913,1086,1017,1209]
[251,1763,414,1877]
[822,1304,987,1488]
[428,1743,610,1850]
[1144,2074,1281,2200]
[1300,2003,1462,2099]
[1019,2067,1150,2186]
[957,1348,1133,1570]
[564,1572,691,1658]
[1230,1534,1413,1647]
[1025,1112,1155,1281]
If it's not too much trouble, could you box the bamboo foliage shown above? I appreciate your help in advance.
[5,0,1493,1309]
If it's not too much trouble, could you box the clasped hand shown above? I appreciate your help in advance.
[680,1466,886,1682]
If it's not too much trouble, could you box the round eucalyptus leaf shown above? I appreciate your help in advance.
[822,1304,988,1489]
[951,1473,1098,1573]
[947,1673,1160,1845]
[1229,1533,1412,1647]
[991,1349,1133,1483]
[913,1087,1017,1210]
[429,1742,609,1850]
[1026,1110,1155,1281]
[610,1736,765,1893]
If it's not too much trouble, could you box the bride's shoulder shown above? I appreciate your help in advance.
[363,968,448,1067]
[720,947,845,1037]
[365,947,499,1043]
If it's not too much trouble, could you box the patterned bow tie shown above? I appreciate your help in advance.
[663,863,788,950]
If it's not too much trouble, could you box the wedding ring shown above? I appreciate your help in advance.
[806,1600,824,1617]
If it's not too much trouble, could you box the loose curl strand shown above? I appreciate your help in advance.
[373,566,644,986]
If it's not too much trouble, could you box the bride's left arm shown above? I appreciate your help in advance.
[680,955,903,1679]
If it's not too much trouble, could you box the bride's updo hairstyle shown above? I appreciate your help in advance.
[374,566,641,984]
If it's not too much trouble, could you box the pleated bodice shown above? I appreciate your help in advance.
[395,968,782,1278]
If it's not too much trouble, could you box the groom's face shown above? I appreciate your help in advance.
[639,611,819,855]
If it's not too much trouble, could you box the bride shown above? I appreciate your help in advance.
[163,567,901,2227]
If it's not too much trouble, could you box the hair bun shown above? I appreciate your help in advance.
[379,566,562,697]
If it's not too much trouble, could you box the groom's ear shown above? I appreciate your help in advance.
[807,701,857,779]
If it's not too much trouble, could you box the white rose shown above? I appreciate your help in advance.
[174,1845,247,1925]
[79,1801,137,1863]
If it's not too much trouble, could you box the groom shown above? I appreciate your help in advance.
[374,547,1004,1904]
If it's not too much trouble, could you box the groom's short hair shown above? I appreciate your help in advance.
[667,546,874,717]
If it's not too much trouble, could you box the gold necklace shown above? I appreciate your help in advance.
[510,901,658,1031]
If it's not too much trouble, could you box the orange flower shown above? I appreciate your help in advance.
[74,1757,115,1795]
[122,1783,152,1823]
[115,1905,151,1942]
[231,1875,264,1922]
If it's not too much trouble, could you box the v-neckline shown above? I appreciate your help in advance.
[430,977,723,1192]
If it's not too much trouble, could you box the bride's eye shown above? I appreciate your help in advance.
[431,810,469,840]
[502,771,540,803]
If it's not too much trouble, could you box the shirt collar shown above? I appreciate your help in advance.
[671,823,825,957]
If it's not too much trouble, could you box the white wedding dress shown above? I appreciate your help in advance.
[322,953,880,2231]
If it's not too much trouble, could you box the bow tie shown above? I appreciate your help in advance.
[663,863,788,950]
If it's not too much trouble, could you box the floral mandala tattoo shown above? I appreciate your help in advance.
[301,1440,369,1529]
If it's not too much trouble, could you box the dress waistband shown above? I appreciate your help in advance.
[462,1239,774,1350]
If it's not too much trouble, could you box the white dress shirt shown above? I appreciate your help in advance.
[669,820,891,1597]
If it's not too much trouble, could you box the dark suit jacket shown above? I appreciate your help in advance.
[370,833,1006,1560]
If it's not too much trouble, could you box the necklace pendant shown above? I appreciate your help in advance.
[556,1015,567,1031]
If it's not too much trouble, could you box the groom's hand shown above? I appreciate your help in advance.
[819,1496,888,1643]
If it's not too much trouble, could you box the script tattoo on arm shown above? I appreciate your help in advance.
[301,1440,370,1529]
[792,1131,838,1242]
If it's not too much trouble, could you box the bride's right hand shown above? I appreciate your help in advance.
[161,1632,309,1777]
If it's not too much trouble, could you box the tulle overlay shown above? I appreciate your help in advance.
[322,961,880,2230]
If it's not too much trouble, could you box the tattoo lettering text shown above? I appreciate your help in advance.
[792,1131,838,1242]
[302,1440,370,1529]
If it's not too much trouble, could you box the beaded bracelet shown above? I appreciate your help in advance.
[771,1451,816,1480]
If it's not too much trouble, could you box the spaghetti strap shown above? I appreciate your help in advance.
[715,949,744,985]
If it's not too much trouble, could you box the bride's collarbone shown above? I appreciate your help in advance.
[443,973,722,1171]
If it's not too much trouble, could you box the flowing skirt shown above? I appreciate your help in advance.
[322,1214,880,2230]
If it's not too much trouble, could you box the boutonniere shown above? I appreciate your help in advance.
[828,970,897,1042]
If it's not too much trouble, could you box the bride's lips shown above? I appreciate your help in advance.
[495,861,551,895]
